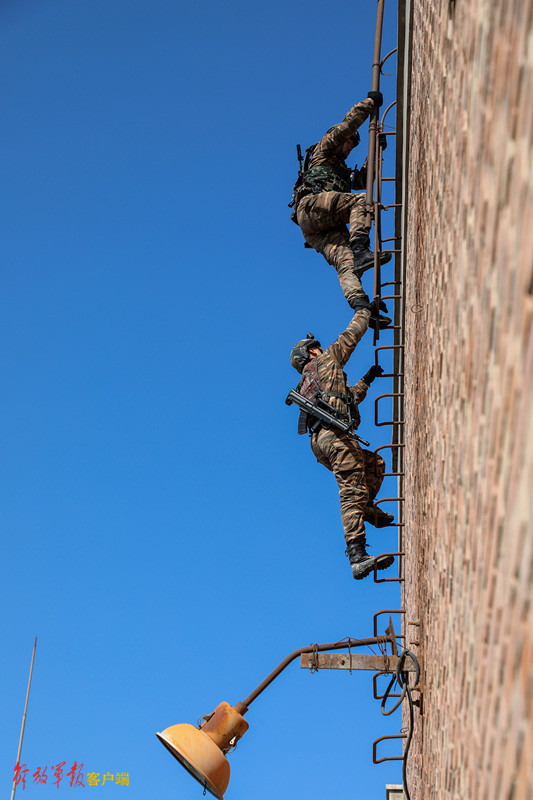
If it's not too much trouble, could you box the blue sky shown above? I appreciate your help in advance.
[1,1,403,798]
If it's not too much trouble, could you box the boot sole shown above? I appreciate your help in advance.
[352,564,374,580]
[364,518,395,528]
[364,510,395,528]
[369,315,392,330]
[375,555,395,570]
[352,555,395,580]
[353,262,374,279]
[353,251,392,278]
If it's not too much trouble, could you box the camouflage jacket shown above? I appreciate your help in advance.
[293,98,373,206]
[307,97,373,170]
[302,307,371,429]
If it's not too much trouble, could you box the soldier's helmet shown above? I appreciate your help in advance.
[327,125,361,148]
[290,334,322,373]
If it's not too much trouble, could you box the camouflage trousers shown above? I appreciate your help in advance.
[311,427,385,546]
[296,191,369,308]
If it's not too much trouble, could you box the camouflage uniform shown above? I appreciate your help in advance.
[293,98,374,308]
[303,307,385,546]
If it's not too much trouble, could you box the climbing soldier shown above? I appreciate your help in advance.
[288,303,395,580]
[290,93,390,327]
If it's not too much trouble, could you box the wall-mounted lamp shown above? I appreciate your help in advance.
[157,700,248,799]
[157,634,393,798]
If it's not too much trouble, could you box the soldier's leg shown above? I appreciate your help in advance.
[347,193,392,276]
[311,228,368,308]
[335,465,369,545]
[297,191,357,232]
[329,192,391,278]
[347,192,370,245]
[312,431,395,578]
[297,193,389,305]
[361,449,385,503]
[361,449,395,528]
[297,194,366,307]
[312,429,368,546]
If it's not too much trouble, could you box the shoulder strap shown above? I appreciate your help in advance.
[303,143,316,172]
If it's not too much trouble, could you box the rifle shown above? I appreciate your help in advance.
[288,145,305,220]
[296,144,304,175]
[285,389,370,447]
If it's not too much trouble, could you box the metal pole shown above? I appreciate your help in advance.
[10,637,37,800]
[365,0,385,228]
[373,124,384,344]
[235,635,392,713]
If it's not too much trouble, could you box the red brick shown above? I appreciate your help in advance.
[401,0,532,798]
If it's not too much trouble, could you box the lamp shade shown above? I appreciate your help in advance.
[157,701,249,799]
[156,723,229,799]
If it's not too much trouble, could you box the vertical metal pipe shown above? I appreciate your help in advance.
[10,637,37,800]
[365,0,386,227]
[373,128,384,344]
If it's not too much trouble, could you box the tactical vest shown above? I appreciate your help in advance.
[301,161,353,195]
[290,139,349,205]
[296,359,361,433]
[291,157,352,205]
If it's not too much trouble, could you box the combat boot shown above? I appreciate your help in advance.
[345,537,395,580]
[352,295,392,330]
[351,235,392,279]
[364,504,395,528]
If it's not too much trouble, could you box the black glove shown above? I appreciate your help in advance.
[351,294,371,312]
[367,298,391,330]
[369,298,388,314]
[378,132,388,151]
[362,364,384,385]
[367,90,384,107]
[350,166,366,190]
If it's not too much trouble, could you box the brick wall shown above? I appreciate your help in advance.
[401,0,532,798]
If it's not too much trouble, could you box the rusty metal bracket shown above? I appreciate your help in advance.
[374,496,404,504]
[374,443,405,456]
[373,609,405,639]
[373,444,405,477]
[373,497,405,526]
[373,734,407,764]
[299,652,418,672]
[373,671,401,700]
[375,393,405,427]
[373,552,404,584]
[374,344,404,377]
[380,99,397,126]
[380,49,398,71]
[367,498,405,526]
